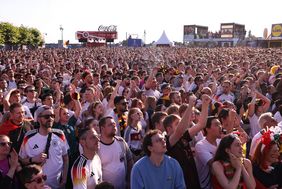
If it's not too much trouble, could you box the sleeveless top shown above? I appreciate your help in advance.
[212,161,247,189]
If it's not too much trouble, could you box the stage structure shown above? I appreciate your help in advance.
[183,23,246,47]
[76,25,118,47]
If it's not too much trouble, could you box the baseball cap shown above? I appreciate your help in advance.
[33,105,52,122]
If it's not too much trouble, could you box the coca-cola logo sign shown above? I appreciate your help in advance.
[98,25,117,32]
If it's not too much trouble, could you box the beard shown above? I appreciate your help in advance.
[108,131,116,138]
[42,120,54,128]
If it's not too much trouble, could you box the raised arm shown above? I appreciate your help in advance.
[3,89,13,111]
[73,98,82,119]
[255,90,270,112]
[189,94,211,138]
[247,91,256,117]
[144,67,158,89]
[168,95,196,147]
[107,80,121,109]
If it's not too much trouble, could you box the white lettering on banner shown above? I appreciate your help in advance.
[98,25,117,32]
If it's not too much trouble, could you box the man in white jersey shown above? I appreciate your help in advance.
[98,116,133,189]
[19,105,69,189]
[195,116,222,189]
[71,128,102,189]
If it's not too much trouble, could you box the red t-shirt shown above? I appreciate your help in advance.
[0,120,20,135]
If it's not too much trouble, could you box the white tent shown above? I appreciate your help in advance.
[154,31,173,46]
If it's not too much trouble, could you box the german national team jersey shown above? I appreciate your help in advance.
[19,129,69,189]
[71,154,102,189]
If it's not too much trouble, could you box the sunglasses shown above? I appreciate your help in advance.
[40,114,55,119]
[0,142,12,147]
[27,174,47,184]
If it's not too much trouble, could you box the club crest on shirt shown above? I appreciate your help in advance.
[52,140,58,147]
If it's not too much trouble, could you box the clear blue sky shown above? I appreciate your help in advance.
[0,0,281,43]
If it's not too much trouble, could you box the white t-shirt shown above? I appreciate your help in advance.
[71,154,102,189]
[144,89,160,99]
[217,93,235,103]
[279,121,282,129]
[23,105,33,119]
[274,111,282,123]
[249,131,262,158]
[81,101,91,115]
[248,114,260,138]
[19,130,69,189]
[22,100,42,110]
[195,138,220,189]
[98,139,126,189]
[123,126,143,151]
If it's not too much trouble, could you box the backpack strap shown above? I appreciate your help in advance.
[44,132,52,159]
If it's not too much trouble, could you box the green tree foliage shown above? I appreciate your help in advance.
[0,22,19,45]
[0,22,44,47]
[29,27,43,47]
[0,30,3,44]
[18,25,31,45]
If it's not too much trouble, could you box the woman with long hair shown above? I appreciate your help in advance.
[123,108,144,160]
[131,98,149,133]
[81,101,104,122]
[212,134,256,189]
[251,130,282,189]
[83,118,100,135]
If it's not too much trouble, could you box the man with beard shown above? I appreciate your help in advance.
[19,105,69,189]
[169,91,182,105]
[107,96,129,137]
[98,116,133,189]
[80,70,94,94]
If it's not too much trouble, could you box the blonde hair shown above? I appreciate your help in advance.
[127,108,142,130]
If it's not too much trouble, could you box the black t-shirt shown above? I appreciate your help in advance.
[166,131,201,189]
[253,163,282,188]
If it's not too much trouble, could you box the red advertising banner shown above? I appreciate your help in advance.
[76,31,118,40]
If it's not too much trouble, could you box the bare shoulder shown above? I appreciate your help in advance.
[212,161,224,173]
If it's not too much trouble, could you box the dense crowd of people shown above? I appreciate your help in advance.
[0,46,282,189]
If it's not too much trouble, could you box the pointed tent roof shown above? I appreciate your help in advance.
[154,31,173,46]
